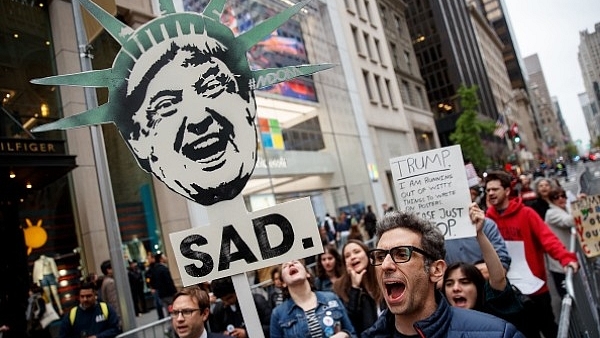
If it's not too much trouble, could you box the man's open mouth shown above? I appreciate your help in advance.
[385,281,406,300]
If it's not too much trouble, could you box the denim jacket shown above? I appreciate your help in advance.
[270,291,357,338]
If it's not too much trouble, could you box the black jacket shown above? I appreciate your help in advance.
[209,293,272,336]
[345,287,382,334]
[149,263,176,299]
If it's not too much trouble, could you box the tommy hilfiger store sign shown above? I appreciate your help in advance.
[0,139,66,154]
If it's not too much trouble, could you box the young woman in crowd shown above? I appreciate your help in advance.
[333,239,383,334]
[443,203,528,334]
[314,245,344,292]
[530,178,556,219]
[545,187,577,298]
[270,260,356,338]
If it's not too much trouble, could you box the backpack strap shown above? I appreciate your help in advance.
[69,302,109,325]
[69,307,77,325]
[99,302,108,319]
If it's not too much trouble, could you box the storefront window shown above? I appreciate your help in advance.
[0,0,80,330]
[0,0,62,140]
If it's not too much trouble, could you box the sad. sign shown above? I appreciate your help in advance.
[170,197,323,286]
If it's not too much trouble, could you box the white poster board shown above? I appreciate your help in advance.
[389,145,475,239]
[170,197,324,285]
[570,195,600,258]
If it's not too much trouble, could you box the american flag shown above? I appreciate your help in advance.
[493,115,508,138]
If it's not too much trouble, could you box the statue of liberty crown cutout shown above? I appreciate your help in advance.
[32,0,333,206]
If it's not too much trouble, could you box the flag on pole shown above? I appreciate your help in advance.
[493,115,508,138]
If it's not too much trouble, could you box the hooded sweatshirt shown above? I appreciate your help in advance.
[486,197,577,295]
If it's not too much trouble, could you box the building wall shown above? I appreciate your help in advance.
[578,23,600,142]
[332,0,439,208]
[48,0,111,275]
[378,0,441,152]
[524,54,566,159]
[404,0,501,148]
[579,92,599,146]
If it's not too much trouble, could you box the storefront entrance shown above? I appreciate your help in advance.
[0,138,76,337]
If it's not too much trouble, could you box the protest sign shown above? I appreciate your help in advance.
[389,145,475,239]
[170,197,323,286]
[571,195,600,258]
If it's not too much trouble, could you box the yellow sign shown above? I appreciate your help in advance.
[23,218,48,255]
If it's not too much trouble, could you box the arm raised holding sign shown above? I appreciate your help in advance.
[470,203,507,291]
[442,203,528,334]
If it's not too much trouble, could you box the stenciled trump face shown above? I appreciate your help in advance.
[126,38,257,206]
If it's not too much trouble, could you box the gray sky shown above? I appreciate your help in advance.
[503,0,600,149]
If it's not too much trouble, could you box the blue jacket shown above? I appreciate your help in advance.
[445,218,511,270]
[58,302,121,338]
[270,291,357,338]
[361,292,524,338]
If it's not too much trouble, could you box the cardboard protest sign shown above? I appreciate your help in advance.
[31,1,333,337]
[31,0,332,207]
[570,195,600,258]
[389,145,475,239]
[170,197,322,285]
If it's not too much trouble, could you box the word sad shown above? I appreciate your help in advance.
[179,214,301,278]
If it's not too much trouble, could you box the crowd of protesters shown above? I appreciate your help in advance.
[40,162,585,338]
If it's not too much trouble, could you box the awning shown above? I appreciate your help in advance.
[0,139,77,199]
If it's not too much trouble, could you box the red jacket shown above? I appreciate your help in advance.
[486,197,577,295]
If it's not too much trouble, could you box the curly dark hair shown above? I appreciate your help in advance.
[376,211,445,267]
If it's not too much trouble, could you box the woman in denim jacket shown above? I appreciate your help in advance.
[270,260,356,338]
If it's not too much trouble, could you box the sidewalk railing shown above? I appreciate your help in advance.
[557,229,600,338]
[116,317,171,338]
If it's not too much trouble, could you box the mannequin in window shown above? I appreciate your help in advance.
[32,255,62,315]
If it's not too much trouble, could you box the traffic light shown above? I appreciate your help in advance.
[513,134,521,143]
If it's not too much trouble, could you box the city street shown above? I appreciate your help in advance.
[561,160,600,197]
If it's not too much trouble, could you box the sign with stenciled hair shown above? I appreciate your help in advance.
[31,0,332,336]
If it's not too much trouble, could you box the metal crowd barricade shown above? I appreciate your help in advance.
[116,317,172,338]
[557,228,600,338]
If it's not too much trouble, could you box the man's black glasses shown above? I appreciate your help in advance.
[368,245,433,266]
[170,308,201,318]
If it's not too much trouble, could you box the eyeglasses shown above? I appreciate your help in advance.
[170,308,201,318]
[368,246,433,266]
[552,194,567,200]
